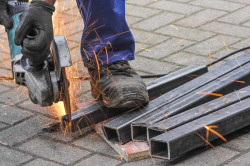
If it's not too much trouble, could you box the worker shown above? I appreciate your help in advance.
[0,0,149,110]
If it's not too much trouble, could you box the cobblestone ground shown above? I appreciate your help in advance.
[0,0,250,165]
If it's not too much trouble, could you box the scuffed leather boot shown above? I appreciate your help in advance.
[88,61,149,110]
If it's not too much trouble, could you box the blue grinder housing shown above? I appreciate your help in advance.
[7,0,29,60]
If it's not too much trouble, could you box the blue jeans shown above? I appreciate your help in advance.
[76,0,135,68]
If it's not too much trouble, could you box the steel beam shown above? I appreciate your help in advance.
[132,62,250,141]
[103,52,250,144]
[150,98,250,160]
[147,86,250,141]
[62,65,207,132]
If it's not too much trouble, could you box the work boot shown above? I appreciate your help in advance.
[88,61,149,110]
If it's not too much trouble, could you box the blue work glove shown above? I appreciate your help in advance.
[14,0,55,64]
[0,0,13,30]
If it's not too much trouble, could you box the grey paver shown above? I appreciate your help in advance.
[0,86,29,105]
[218,6,250,25]
[75,154,121,166]
[0,122,7,130]
[133,12,184,31]
[126,4,160,18]
[127,0,154,6]
[0,84,9,93]
[0,115,57,146]
[139,38,195,59]
[131,28,169,45]
[164,52,209,66]
[73,133,118,156]
[156,25,215,41]
[0,105,33,125]
[201,22,250,38]
[135,42,151,53]
[175,9,227,28]
[149,1,202,15]
[123,158,166,166]
[190,0,244,12]
[174,146,240,166]
[131,56,180,74]
[18,138,91,165]
[230,38,250,49]
[242,21,250,27]
[18,100,59,118]
[225,151,250,166]
[0,146,33,166]
[24,159,61,166]
[126,15,143,25]
[227,0,250,5]
[223,136,250,151]
[184,35,240,56]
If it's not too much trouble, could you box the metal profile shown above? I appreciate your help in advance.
[131,62,250,141]
[103,52,250,144]
[147,86,250,141]
[62,65,207,132]
[150,98,250,160]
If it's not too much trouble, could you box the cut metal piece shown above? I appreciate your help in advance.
[62,65,208,132]
[147,86,250,141]
[132,62,250,141]
[103,52,250,144]
[150,98,250,160]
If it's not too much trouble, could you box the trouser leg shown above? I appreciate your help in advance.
[76,0,135,68]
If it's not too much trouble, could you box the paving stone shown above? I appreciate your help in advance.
[190,0,244,12]
[174,146,240,166]
[218,6,250,25]
[223,136,250,151]
[17,100,59,118]
[126,4,160,18]
[227,0,250,5]
[133,12,184,31]
[156,25,215,41]
[0,38,10,53]
[18,138,91,165]
[0,50,11,60]
[75,154,121,166]
[135,42,151,53]
[149,1,202,15]
[201,22,250,38]
[210,47,238,60]
[126,15,143,25]
[138,38,195,59]
[0,115,56,146]
[0,84,10,93]
[225,151,250,166]
[123,158,166,166]
[0,146,33,166]
[164,52,209,66]
[130,56,180,74]
[73,133,118,156]
[0,68,12,79]
[68,31,82,44]
[242,21,250,27]
[126,0,154,6]
[230,38,250,49]
[0,86,29,105]
[131,28,169,44]
[0,122,7,130]
[0,105,33,125]
[184,35,240,56]
[175,9,227,28]
[24,159,61,166]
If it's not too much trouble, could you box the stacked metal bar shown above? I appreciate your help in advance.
[131,62,250,141]
[103,52,250,144]
[150,97,250,160]
[147,86,250,141]
[62,65,207,132]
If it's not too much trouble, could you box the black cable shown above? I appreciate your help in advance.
[207,46,250,67]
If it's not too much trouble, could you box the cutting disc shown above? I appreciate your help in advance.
[60,67,71,125]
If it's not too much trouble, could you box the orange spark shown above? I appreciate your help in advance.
[204,125,227,143]
[197,92,224,97]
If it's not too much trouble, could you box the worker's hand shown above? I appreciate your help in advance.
[14,0,55,63]
[0,0,13,30]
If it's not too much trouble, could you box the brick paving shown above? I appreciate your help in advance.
[0,0,250,165]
